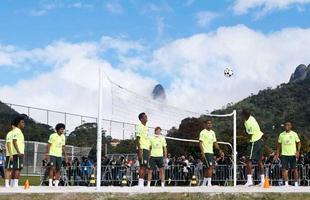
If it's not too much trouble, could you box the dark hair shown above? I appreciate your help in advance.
[284,120,293,125]
[138,112,146,120]
[12,115,25,127]
[55,123,66,132]
[155,126,162,132]
[241,109,251,118]
[205,119,212,123]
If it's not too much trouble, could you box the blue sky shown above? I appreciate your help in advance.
[1,0,310,119]
[1,0,309,46]
[1,0,310,86]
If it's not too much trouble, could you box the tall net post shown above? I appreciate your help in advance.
[233,110,237,187]
[96,66,104,190]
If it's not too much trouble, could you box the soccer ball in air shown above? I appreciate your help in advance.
[224,67,233,77]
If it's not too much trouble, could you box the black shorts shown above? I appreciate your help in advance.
[203,153,214,168]
[138,149,149,167]
[149,157,164,170]
[247,139,264,161]
[13,155,24,170]
[5,156,13,169]
[50,156,62,170]
[281,155,297,170]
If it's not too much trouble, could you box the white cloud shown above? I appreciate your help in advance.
[0,53,11,65]
[100,36,144,54]
[68,2,93,9]
[99,36,148,71]
[28,1,93,16]
[196,11,220,27]
[0,45,15,66]
[105,2,124,15]
[150,25,310,110]
[156,17,165,38]
[232,0,310,16]
[1,26,310,134]
[71,2,82,8]
[0,40,155,135]
[184,0,195,6]
[140,2,173,14]
[29,2,61,16]
[30,9,48,16]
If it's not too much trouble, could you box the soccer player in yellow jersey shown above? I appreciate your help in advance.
[11,116,25,187]
[45,123,67,187]
[276,121,301,186]
[199,119,222,186]
[136,112,150,187]
[4,123,15,187]
[241,109,265,186]
[147,127,167,187]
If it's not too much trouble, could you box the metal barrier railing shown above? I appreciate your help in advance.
[39,164,310,186]
[40,165,96,186]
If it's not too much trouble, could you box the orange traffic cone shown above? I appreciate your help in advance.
[263,176,270,188]
[24,179,30,189]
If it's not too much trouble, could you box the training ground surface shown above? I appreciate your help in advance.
[0,186,309,200]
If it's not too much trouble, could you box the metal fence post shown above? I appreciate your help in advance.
[122,122,125,140]
[46,110,49,125]
[33,142,38,174]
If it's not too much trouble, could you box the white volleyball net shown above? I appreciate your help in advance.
[101,77,237,186]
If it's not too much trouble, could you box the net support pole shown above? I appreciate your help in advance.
[96,65,103,190]
[233,109,237,187]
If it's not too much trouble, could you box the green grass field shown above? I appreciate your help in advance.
[0,176,41,186]
[0,193,309,200]
[0,177,308,200]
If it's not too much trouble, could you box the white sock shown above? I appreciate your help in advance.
[138,178,144,187]
[49,179,53,186]
[13,179,18,187]
[294,182,298,186]
[260,175,265,183]
[147,181,151,187]
[247,175,252,183]
[5,179,10,187]
[285,181,289,186]
[161,182,165,187]
[207,178,212,186]
[202,178,208,186]
[55,180,59,187]
[10,179,13,187]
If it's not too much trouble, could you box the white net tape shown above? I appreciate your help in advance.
[164,136,233,152]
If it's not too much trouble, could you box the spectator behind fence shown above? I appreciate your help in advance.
[305,152,310,165]
[95,152,310,187]
[71,157,81,185]
[298,153,305,165]
[215,152,230,186]
[72,157,80,169]
[0,149,5,179]
[81,157,93,177]
[179,156,190,183]
[188,155,197,167]
[180,156,189,173]
[164,153,171,169]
